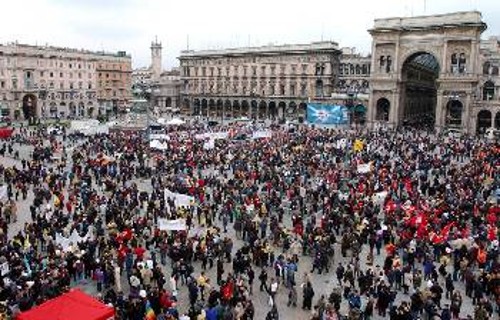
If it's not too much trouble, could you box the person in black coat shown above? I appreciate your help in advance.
[302,281,315,310]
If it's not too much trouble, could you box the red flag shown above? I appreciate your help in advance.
[439,221,456,240]
[488,225,497,241]
[385,200,397,213]
[416,214,428,239]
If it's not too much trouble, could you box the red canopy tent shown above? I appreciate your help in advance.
[0,127,13,139]
[16,289,114,320]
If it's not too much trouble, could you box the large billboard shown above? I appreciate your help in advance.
[307,104,349,125]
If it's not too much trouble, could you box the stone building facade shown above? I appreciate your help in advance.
[477,36,500,132]
[366,11,497,133]
[337,47,371,94]
[96,54,132,115]
[0,42,131,120]
[178,42,341,120]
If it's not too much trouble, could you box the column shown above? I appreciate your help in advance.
[463,94,472,133]
[435,91,444,131]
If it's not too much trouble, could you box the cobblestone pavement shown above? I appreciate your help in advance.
[1,138,482,320]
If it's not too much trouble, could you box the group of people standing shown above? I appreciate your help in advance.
[0,121,497,320]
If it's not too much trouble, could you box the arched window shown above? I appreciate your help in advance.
[362,64,368,74]
[339,63,344,75]
[315,64,321,75]
[350,64,354,74]
[379,56,385,72]
[355,65,361,74]
[451,53,458,73]
[483,81,495,101]
[386,56,392,73]
[459,53,467,73]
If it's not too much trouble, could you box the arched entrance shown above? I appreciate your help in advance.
[476,110,492,134]
[495,112,500,129]
[298,103,307,122]
[224,100,231,119]
[208,99,216,118]
[288,102,297,119]
[216,99,223,119]
[183,99,190,114]
[269,101,277,120]
[22,94,37,120]
[250,100,258,119]
[258,101,267,120]
[233,100,241,118]
[400,52,440,129]
[201,99,208,118]
[241,100,250,118]
[445,100,463,127]
[193,99,201,116]
[278,101,286,120]
[376,98,390,121]
[78,102,85,118]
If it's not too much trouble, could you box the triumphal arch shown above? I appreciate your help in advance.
[367,11,487,132]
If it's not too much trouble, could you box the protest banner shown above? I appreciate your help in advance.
[252,130,272,139]
[0,185,7,201]
[357,163,372,174]
[164,189,195,208]
[0,262,9,276]
[158,218,187,231]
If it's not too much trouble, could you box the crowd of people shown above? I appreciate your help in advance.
[0,120,498,320]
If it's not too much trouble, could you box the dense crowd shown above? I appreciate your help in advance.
[0,121,498,320]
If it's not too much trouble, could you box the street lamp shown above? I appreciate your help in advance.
[346,86,360,128]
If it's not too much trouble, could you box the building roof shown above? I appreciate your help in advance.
[0,42,131,59]
[371,11,487,32]
[179,41,340,59]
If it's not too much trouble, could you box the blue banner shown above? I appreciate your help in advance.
[307,104,349,124]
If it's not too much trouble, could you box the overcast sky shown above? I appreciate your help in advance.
[0,0,498,69]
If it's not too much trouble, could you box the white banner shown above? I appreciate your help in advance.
[357,163,372,174]
[252,130,272,139]
[81,125,109,136]
[372,191,388,206]
[55,229,92,252]
[0,185,7,201]
[203,139,215,150]
[150,140,169,150]
[150,134,170,141]
[70,120,100,130]
[158,218,187,231]
[164,189,195,208]
[195,132,229,140]
[0,262,9,276]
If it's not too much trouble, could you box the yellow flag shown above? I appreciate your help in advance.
[353,139,364,152]
[53,195,61,207]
